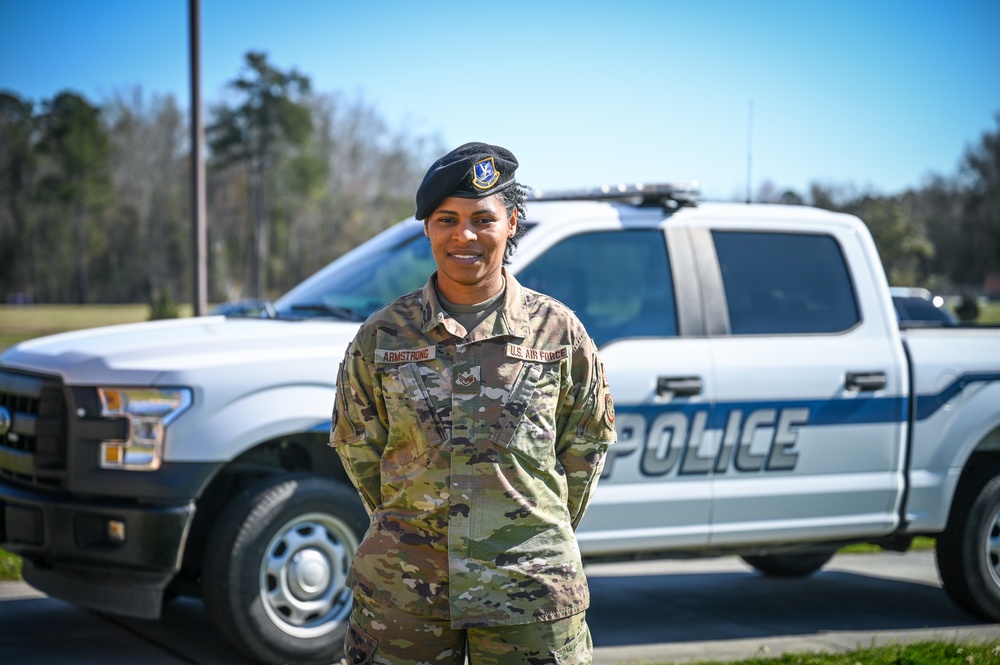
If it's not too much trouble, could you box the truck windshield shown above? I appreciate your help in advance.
[273,220,435,321]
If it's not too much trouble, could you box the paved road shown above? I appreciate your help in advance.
[2,551,998,665]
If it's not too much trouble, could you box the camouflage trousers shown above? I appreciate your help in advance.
[344,594,593,665]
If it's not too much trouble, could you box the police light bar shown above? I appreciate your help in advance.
[530,181,700,209]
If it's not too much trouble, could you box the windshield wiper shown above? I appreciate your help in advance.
[287,303,362,321]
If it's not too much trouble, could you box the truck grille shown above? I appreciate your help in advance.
[0,369,68,489]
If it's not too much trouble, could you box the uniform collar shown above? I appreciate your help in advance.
[420,268,531,340]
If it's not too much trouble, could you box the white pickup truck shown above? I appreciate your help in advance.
[2,185,999,665]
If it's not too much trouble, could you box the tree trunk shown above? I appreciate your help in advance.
[250,158,269,298]
[75,200,88,304]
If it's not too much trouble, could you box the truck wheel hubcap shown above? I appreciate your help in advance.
[289,548,331,599]
[259,511,357,638]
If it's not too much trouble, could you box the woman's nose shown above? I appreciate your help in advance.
[453,222,476,241]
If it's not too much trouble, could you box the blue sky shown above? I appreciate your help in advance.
[1,0,998,201]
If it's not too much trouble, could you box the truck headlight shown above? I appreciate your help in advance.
[97,387,192,470]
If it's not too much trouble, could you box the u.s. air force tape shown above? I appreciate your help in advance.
[506,344,568,363]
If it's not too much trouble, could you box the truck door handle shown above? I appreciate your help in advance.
[845,371,887,392]
[657,376,703,397]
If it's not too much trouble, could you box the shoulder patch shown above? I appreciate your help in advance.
[375,345,437,364]
[506,343,569,363]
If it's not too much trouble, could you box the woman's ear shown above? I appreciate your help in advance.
[508,207,518,237]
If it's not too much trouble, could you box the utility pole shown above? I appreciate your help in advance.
[746,99,754,205]
[189,0,208,315]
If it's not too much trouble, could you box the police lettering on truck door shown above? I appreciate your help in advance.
[603,405,809,478]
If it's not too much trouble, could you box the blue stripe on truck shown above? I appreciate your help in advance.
[915,372,1000,421]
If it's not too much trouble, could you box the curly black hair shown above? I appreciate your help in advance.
[499,182,531,265]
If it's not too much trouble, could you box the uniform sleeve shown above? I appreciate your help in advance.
[330,334,387,515]
[555,332,617,530]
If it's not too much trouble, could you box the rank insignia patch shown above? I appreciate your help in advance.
[453,365,481,394]
[472,157,500,189]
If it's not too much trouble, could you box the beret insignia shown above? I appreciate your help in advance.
[472,157,500,190]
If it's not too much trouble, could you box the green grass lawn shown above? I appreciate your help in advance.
[0,303,194,350]
[840,536,935,554]
[979,300,1000,324]
[0,549,21,579]
[679,640,1000,665]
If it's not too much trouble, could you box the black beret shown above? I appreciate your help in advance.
[415,142,518,220]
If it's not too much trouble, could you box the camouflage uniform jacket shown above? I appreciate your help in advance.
[330,269,616,628]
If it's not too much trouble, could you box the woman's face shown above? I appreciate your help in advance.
[424,193,516,305]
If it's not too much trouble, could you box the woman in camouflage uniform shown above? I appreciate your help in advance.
[331,142,616,665]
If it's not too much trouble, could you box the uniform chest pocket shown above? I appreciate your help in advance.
[490,362,560,470]
[378,362,447,465]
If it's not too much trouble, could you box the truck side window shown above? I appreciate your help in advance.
[517,230,677,346]
[712,231,860,335]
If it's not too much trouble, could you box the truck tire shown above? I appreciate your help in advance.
[741,549,836,578]
[202,474,368,665]
[936,464,1000,622]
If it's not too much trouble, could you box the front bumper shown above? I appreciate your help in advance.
[1,480,195,619]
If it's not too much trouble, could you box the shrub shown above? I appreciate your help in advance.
[148,287,180,320]
[955,293,981,322]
